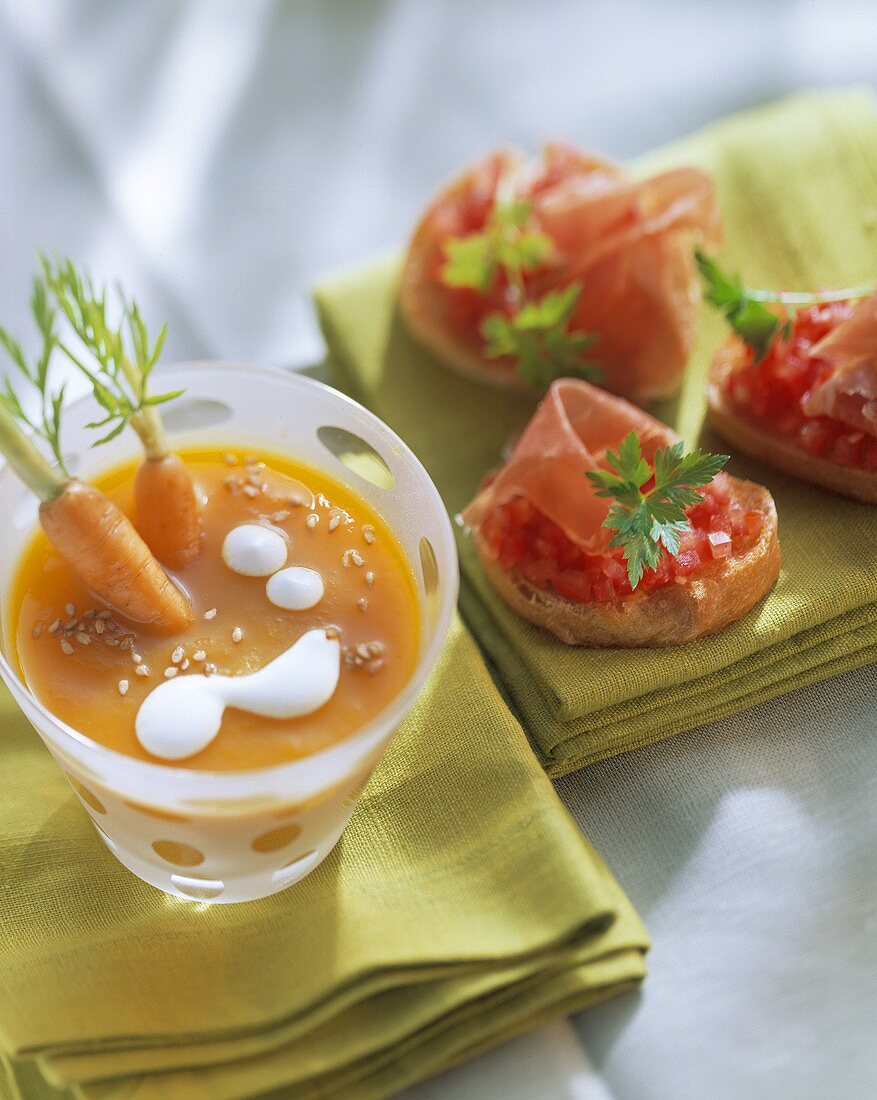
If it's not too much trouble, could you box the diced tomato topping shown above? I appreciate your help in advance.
[479,471,761,606]
[723,300,876,469]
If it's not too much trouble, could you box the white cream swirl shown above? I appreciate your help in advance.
[135,629,340,761]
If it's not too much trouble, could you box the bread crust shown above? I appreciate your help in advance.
[708,343,877,505]
[474,476,780,647]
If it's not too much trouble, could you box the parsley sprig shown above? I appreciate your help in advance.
[696,250,875,362]
[0,279,69,476]
[441,198,601,387]
[481,284,600,387]
[40,257,181,455]
[442,199,553,293]
[587,431,729,589]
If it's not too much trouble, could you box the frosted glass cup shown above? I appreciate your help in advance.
[0,364,458,903]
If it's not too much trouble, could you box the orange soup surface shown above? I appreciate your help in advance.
[10,448,420,770]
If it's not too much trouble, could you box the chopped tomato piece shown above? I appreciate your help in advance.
[480,480,760,606]
[722,299,877,470]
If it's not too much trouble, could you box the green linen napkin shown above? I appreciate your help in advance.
[0,617,648,1099]
[314,87,877,777]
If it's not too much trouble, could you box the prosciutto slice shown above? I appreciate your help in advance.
[462,379,678,553]
[803,292,877,439]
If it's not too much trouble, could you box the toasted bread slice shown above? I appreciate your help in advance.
[708,343,877,505]
[474,476,780,647]
[398,268,534,394]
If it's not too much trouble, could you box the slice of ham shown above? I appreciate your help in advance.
[461,378,678,553]
[803,291,877,439]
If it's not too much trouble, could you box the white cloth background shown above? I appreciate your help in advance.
[1,2,875,1098]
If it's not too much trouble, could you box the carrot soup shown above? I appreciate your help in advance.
[10,446,420,770]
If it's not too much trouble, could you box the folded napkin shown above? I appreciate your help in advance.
[315,87,877,777]
[0,617,647,1099]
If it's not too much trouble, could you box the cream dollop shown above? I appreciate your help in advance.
[135,629,340,761]
[222,524,287,576]
[266,566,324,611]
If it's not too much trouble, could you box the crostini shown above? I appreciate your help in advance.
[401,144,721,402]
[699,254,877,503]
[462,379,780,647]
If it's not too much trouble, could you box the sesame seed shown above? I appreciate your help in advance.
[83,609,96,620]
[203,662,217,676]
[65,603,75,617]
[328,514,341,532]
[271,510,290,523]
[317,494,330,508]
[76,632,91,646]
[97,610,112,620]
[104,637,120,647]
[180,658,190,671]
[118,679,129,696]
[48,619,60,634]
[367,641,385,656]
[193,650,206,662]
[362,525,375,545]
[247,472,261,487]
[306,513,319,529]
[164,667,178,679]
[135,664,150,677]
[120,637,133,652]
[357,598,369,612]
[94,618,105,635]
[171,646,185,664]
[106,618,119,632]
[232,627,243,643]
[355,643,371,660]
[224,453,237,466]
[366,658,384,676]
[131,651,143,664]
[343,549,364,568]
[365,570,375,588]
[204,608,217,621]
[60,639,74,655]
[325,626,341,640]
[32,624,42,638]
[243,484,259,498]
[245,455,258,466]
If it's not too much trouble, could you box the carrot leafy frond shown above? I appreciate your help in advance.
[40,256,182,455]
[0,279,69,476]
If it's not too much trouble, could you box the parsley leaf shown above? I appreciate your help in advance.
[695,250,785,361]
[481,283,602,388]
[587,431,729,589]
[442,199,553,293]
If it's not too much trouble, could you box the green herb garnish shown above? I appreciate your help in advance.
[587,431,729,589]
[480,284,600,387]
[441,198,601,387]
[40,256,181,455]
[442,199,553,292]
[696,250,875,362]
[0,279,69,476]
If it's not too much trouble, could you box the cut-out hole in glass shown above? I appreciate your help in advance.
[272,849,319,888]
[419,536,440,628]
[66,775,107,815]
[170,874,224,900]
[162,398,233,432]
[317,426,395,490]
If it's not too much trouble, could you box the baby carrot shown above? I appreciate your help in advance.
[42,260,204,570]
[0,403,192,632]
